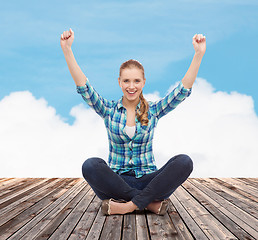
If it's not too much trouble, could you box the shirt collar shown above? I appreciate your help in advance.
[117,97,141,110]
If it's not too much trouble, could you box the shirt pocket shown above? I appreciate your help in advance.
[136,124,153,142]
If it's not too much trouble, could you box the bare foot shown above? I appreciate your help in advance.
[146,200,162,214]
[109,200,138,215]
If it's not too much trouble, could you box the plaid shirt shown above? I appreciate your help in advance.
[77,78,192,178]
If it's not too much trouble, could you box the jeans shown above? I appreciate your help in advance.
[81,154,193,210]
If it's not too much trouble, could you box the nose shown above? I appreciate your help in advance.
[129,82,135,89]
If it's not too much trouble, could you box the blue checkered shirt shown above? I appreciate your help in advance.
[77,78,192,178]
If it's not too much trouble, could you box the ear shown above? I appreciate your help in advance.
[118,77,122,88]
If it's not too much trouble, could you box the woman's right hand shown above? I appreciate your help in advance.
[60,28,74,50]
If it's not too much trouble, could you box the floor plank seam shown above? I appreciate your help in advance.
[120,215,124,240]
[144,209,152,239]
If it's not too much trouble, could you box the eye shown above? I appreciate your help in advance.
[124,79,129,82]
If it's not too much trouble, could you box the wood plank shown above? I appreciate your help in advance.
[21,180,87,239]
[188,178,258,239]
[135,210,150,240]
[0,178,257,240]
[0,178,61,225]
[0,178,15,184]
[167,197,194,239]
[0,178,22,185]
[48,186,96,239]
[0,178,25,190]
[84,198,107,240]
[7,178,84,240]
[146,210,180,240]
[234,178,258,197]
[209,177,258,204]
[236,178,258,188]
[244,178,258,184]
[174,184,237,239]
[196,178,258,219]
[169,191,208,239]
[0,178,49,205]
[0,178,60,216]
[184,179,256,240]
[0,178,37,198]
[122,213,137,240]
[69,194,102,239]
[0,178,75,239]
[219,178,258,199]
[99,214,123,240]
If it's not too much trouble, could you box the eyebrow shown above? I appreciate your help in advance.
[123,78,142,81]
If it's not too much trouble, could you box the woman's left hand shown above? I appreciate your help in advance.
[192,34,206,56]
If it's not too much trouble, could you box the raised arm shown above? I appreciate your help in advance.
[181,34,206,89]
[60,28,86,87]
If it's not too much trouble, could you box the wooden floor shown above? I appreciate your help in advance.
[0,178,257,240]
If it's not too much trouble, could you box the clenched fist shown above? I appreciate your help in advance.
[192,33,206,56]
[60,28,74,50]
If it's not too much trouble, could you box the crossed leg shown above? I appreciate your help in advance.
[82,155,193,215]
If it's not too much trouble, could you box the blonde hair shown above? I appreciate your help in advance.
[119,59,149,126]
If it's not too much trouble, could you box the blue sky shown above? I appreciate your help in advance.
[1,0,258,124]
[1,0,258,177]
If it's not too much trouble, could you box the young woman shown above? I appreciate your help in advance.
[60,28,206,215]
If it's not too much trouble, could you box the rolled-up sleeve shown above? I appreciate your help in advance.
[151,81,192,119]
[76,78,111,118]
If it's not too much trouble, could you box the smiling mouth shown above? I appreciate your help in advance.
[127,90,136,94]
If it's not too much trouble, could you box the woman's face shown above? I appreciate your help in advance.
[118,67,146,104]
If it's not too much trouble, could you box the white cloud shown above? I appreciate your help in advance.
[152,78,258,177]
[0,91,108,177]
[1,78,257,177]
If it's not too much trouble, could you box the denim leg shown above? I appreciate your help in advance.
[81,157,141,201]
[131,154,193,210]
